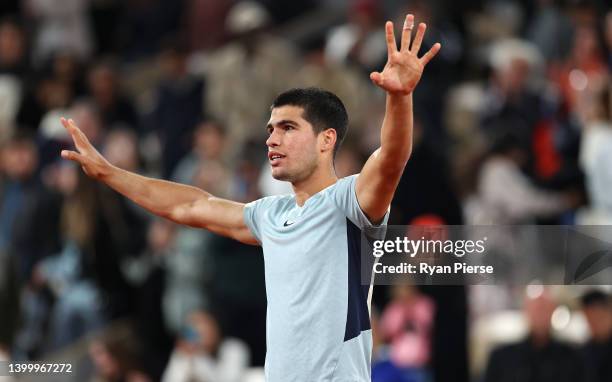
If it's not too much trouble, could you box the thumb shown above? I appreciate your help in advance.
[370,72,384,86]
[61,150,85,163]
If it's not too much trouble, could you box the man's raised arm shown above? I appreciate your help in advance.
[59,117,257,245]
[356,14,441,223]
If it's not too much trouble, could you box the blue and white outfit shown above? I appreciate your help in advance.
[244,175,389,381]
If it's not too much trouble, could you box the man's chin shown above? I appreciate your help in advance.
[271,168,291,182]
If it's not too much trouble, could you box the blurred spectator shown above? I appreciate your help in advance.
[101,127,148,220]
[0,17,28,76]
[550,19,608,114]
[28,161,144,350]
[172,119,231,196]
[1,132,63,359]
[481,38,546,148]
[69,100,106,146]
[484,287,587,382]
[89,325,151,382]
[161,226,213,335]
[207,232,267,366]
[43,165,146,344]
[157,123,228,336]
[526,0,574,63]
[0,132,55,278]
[230,140,265,202]
[25,0,94,64]
[86,61,138,130]
[49,52,86,96]
[465,132,578,224]
[103,128,141,173]
[578,81,612,224]
[374,284,435,381]
[205,1,298,158]
[16,71,75,132]
[145,42,204,178]
[324,0,386,73]
[162,310,249,382]
[183,0,232,51]
[123,218,175,380]
[580,289,612,382]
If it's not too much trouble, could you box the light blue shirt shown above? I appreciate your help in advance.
[244,175,389,382]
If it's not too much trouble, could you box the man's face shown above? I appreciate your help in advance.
[524,293,555,337]
[266,105,321,183]
[583,305,612,341]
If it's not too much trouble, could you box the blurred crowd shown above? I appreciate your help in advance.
[0,0,611,381]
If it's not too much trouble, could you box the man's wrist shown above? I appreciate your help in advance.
[387,91,413,100]
[387,92,413,108]
[98,162,116,182]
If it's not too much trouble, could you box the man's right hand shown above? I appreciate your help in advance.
[60,117,113,180]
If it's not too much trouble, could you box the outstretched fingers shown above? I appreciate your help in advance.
[410,23,427,54]
[400,14,414,52]
[61,117,91,149]
[385,21,397,57]
[420,42,441,65]
[60,117,77,137]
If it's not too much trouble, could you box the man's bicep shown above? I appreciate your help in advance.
[356,148,402,222]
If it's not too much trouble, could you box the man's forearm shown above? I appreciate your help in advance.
[58,116,253,241]
[379,93,413,170]
[100,165,211,220]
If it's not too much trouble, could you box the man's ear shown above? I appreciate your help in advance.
[320,128,337,153]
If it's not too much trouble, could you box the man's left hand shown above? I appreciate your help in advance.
[370,14,441,95]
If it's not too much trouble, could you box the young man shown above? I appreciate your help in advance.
[60,14,440,382]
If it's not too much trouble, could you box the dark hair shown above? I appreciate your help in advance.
[271,87,348,157]
[580,289,610,308]
[196,117,226,137]
[488,131,526,155]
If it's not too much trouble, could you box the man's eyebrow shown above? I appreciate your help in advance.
[266,119,299,129]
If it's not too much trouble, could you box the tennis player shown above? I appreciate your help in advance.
[61,14,439,382]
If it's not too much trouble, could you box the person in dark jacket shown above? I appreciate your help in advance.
[484,288,587,382]
[580,289,612,382]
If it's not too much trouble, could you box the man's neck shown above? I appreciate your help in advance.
[529,331,551,349]
[292,169,338,207]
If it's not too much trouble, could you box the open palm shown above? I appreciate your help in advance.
[370,15,441,95]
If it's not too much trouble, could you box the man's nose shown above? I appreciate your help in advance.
[266,129,280,147]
